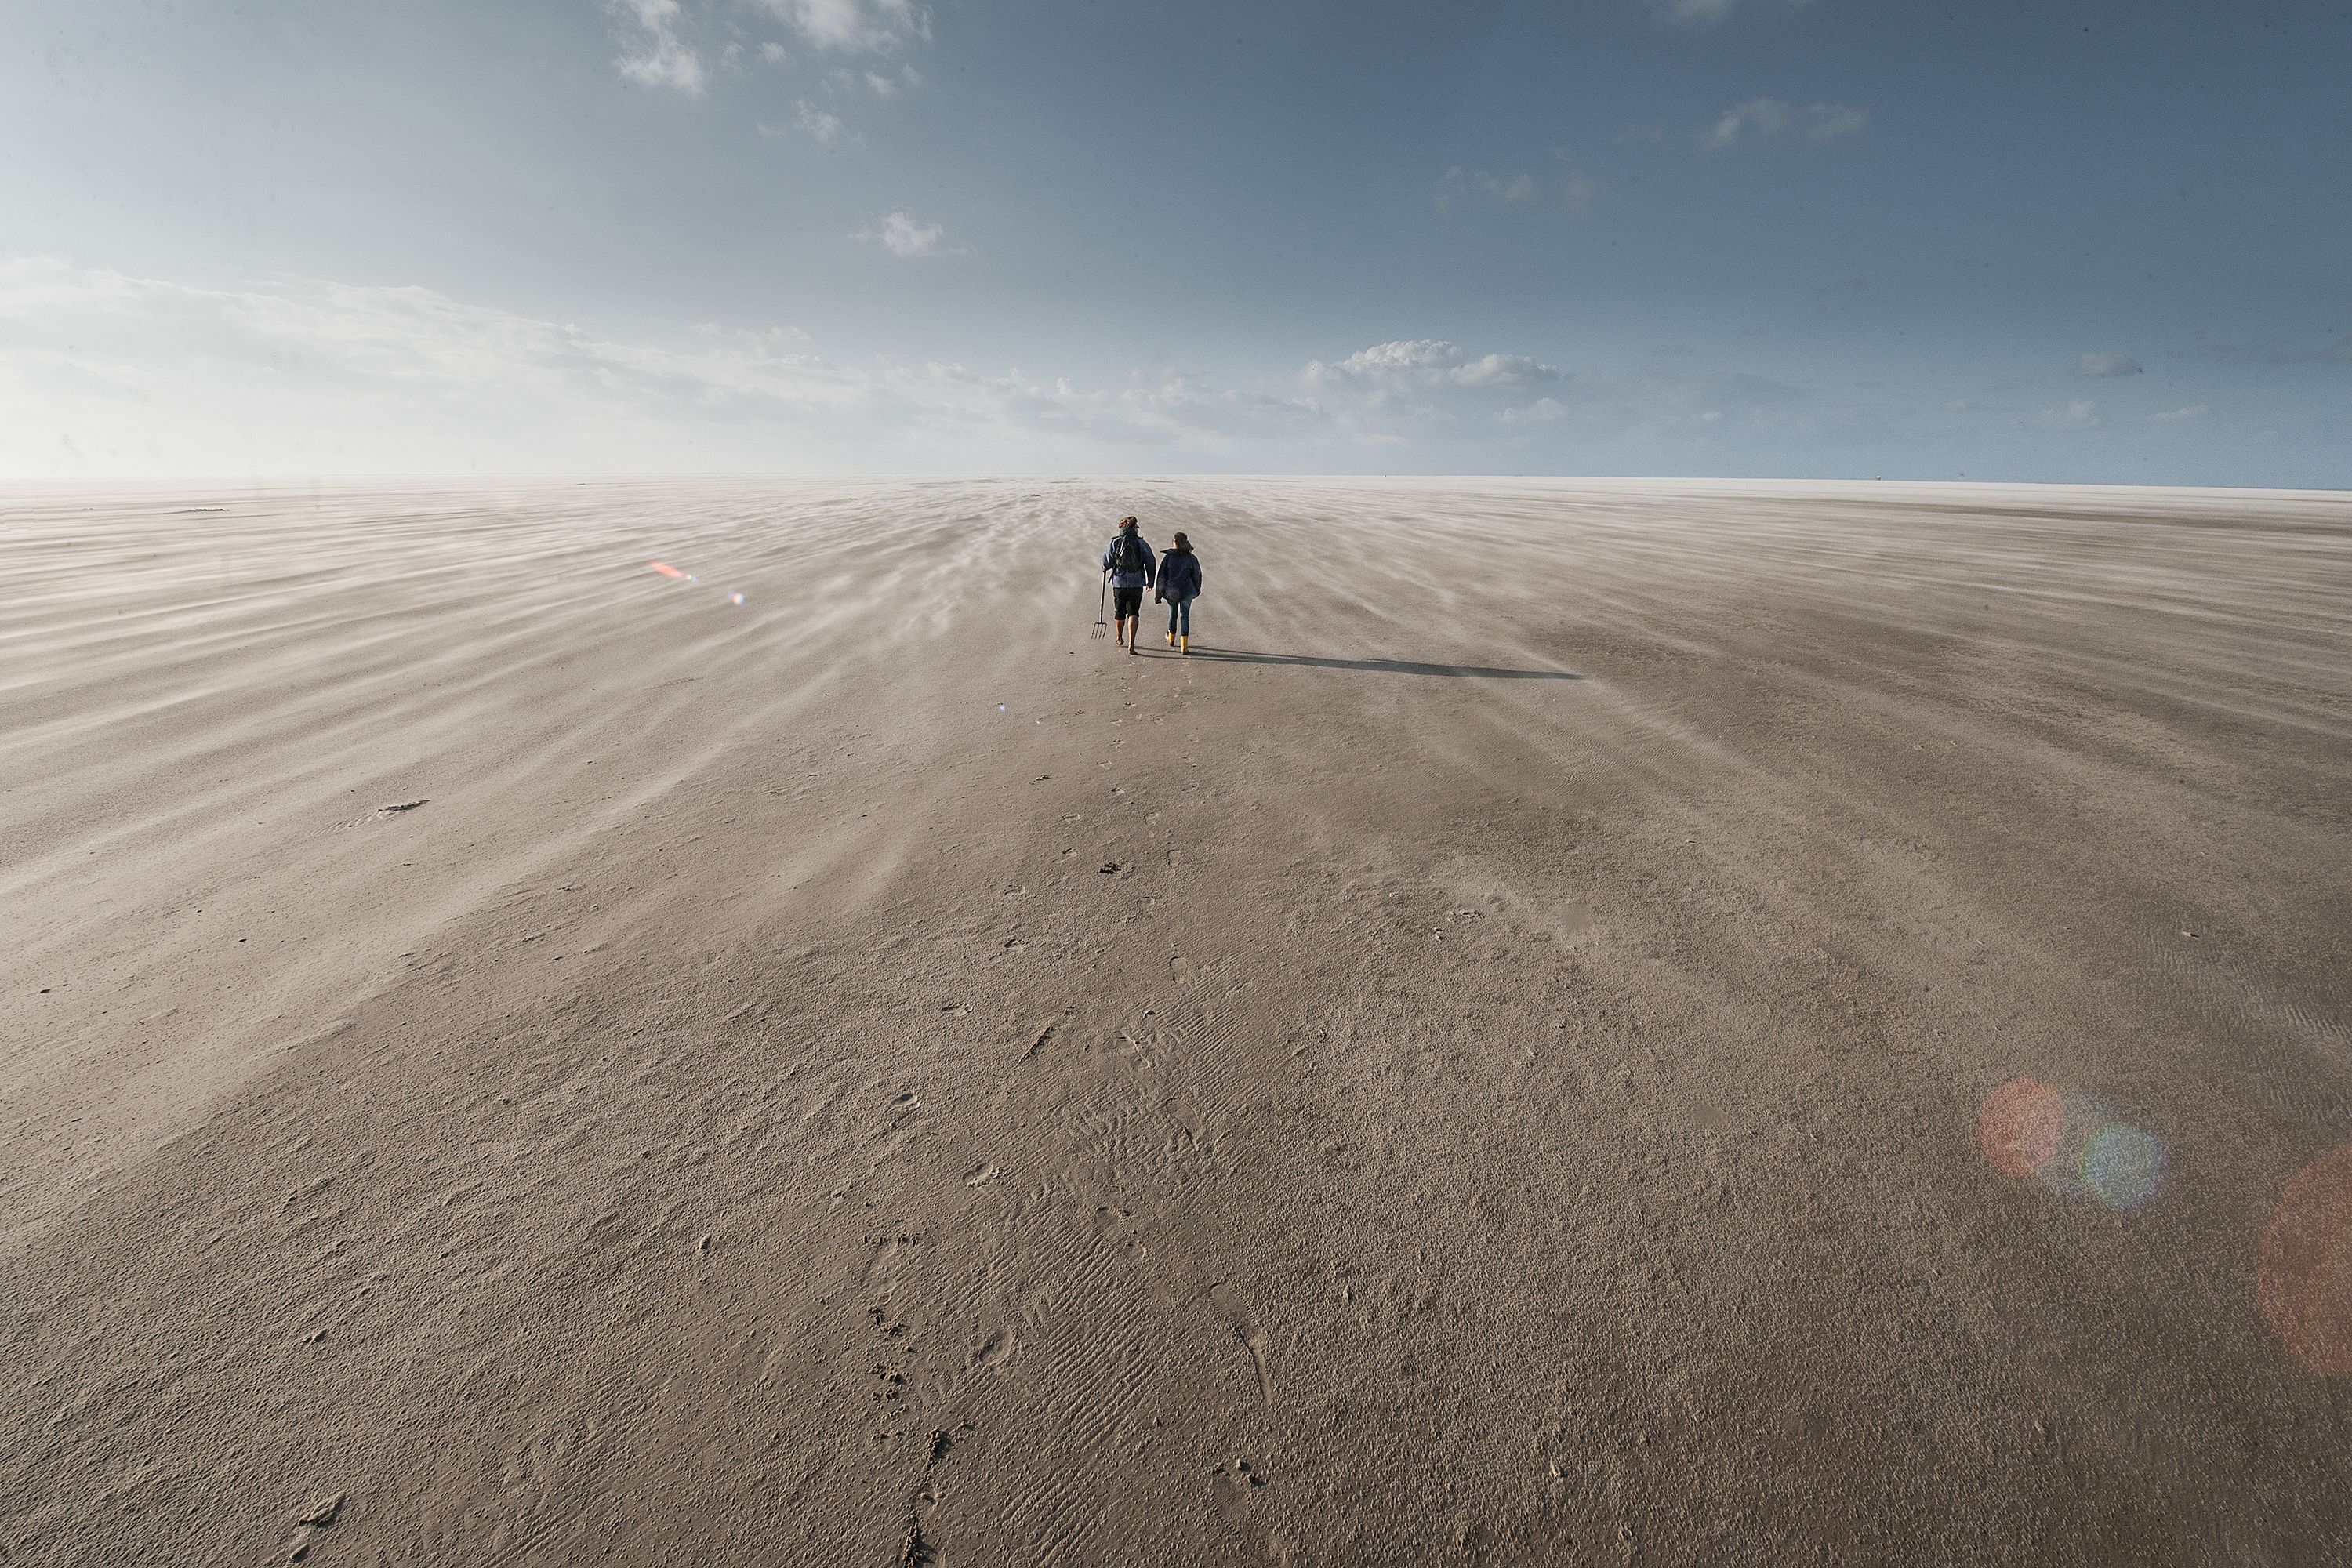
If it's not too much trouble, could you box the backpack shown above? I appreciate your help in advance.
[1113,529,1146,574]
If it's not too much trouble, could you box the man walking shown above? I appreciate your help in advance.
[1101,514,1155,655]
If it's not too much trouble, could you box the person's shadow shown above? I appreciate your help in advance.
[1175,648,1581,681]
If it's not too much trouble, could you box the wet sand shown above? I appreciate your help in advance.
[3,477,2349,1564]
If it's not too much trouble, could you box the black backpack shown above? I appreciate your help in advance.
[1113,529,1146,574]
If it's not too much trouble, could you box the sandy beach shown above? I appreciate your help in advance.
[3,476,2349,1565]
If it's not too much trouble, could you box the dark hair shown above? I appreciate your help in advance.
[1172,531,1192,550]
[1120,515,1138,528]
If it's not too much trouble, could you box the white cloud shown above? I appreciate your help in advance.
[2075,353,2143,378]
[1706,98,1791,147]
[1439,167,1594,210]
[1646,0,1817,23]
[1298,342,1802,438]
[1443,168,1538,203]
[751,0,929,53]
[856,211,954,258]
[824,64,915,96]
[1306,342,1810,438]
[0,259,1817,474]
[609,1,928,90]
[2151,405,2208,423]
[1309,339,1561,396]
[610,0,706,93]
[1803,103,1868,141]
[0,256,1329,471]
[1704,98,1867,148]
[793,100,848,143]
[1308,340,1797,439]
[691,320,809,344]
[2031,399,2102,430]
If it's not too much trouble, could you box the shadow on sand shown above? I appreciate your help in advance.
[1165,647,1581,681]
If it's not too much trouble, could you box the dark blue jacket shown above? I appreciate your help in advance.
[1102,528,1155,589]
[1156,546,1203,602]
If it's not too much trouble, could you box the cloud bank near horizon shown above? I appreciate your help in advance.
[10,256,2314,481]
[2,258,1804,474]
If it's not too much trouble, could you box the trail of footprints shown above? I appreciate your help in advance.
[861,678,1284,1563]
[856,1238,980,1568]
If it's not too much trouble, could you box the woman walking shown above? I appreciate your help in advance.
[1155,531,1203,655]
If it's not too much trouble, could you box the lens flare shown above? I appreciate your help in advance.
[648,560,745,604]
[2038,1093,2118,1199]
[2257,1145,2352,1375]
[2082,1123,2165,1210]
[1980,1078,2165,1211]
[1979,1077,2065,1178]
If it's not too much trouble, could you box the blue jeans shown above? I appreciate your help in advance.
[1165,596,1192,637]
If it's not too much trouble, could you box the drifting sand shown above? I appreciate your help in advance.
[2,477,2349,1564]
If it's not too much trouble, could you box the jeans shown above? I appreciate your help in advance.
[1166,596,1192,637]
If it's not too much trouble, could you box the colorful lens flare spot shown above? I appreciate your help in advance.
[2081,1123,2165,1210]
[648,560,742,603]
[1980,1076,2165,1212]
[2257,1145,2352,1376]
[1978,1077,2065,1178]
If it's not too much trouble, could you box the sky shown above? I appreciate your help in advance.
[2,0,2347,484]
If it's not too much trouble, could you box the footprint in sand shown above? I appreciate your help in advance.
[1208,1460,1269,1534]
[962,1163,998,1188]
[1209,1282,1274,1404]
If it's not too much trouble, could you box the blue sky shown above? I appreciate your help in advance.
[2,0,2346,483]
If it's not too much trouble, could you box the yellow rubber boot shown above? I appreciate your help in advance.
[1178,634,1189,655]
[1166,630,1175,646]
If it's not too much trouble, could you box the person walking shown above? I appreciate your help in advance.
[1155,531,1203,655]
[1101,514,1155,655]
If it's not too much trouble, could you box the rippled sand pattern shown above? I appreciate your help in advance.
[2,477,2349,1563]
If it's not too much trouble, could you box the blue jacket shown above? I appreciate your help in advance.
[1102,528,1156,588]
[1156,546,1203,602]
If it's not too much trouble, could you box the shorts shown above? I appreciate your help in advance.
[1112,585,1144,618]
